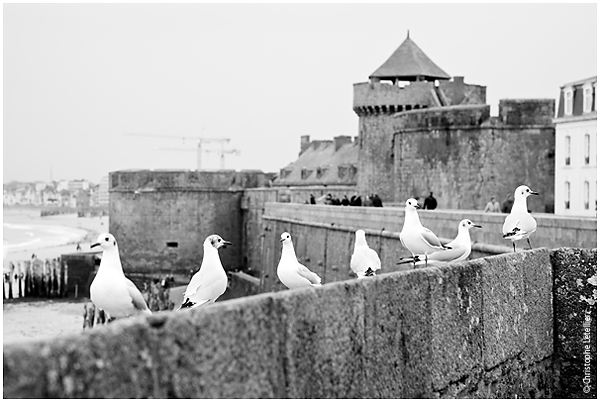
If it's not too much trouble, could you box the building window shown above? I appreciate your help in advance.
[583,134,590,165]
[564,87,574,116]
[584,181,590,210]
[583,83,593,113]
[301,168,313,180]
[565,181,571,210]
[565,135,571,165]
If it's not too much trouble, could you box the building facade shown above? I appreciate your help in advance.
[554,76,597,217]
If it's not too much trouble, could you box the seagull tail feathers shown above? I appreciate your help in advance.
[396,256,421,265]
[177,297,204,311]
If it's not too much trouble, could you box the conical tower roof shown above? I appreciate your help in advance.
[369,32,451,81]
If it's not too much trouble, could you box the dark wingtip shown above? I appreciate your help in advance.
[178,298,195,310]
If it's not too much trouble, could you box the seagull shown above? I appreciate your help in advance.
[503,185,539,252]
[178,234,232,310]
[397,219,481,267]
[277,232,322,289]
[350,229,381,278]
[90,233,152,319]
[399,198,450,267]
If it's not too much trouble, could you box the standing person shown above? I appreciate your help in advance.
[372,194,383,207]
[501,194,514,214]
[423,192,438,210]
[341,195,350,206]
[484,196,501,213]
[309,194,316,205]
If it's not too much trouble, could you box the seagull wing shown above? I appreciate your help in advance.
[425,245,470,263]
[124,278,152,314]
[184,268,225,300]
[351,247,381,273]
[365,248,381,270]
[183,269,206,297]
[502,213,521,236]
[296,263,321,285]
[420,227,446,249]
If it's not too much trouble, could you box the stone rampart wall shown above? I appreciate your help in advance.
[4,248,596,398]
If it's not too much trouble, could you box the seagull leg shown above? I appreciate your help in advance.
[527,238,533,250]
[425,254,428,268]
[513,242,516,253]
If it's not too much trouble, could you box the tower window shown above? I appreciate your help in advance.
[565,181,571,210]
[584,181,590,210]
[565,135,571,165]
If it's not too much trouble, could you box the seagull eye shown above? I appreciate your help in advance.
[105,237,109,242]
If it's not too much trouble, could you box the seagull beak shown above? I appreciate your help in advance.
[530,191,539,195]
[415,204,421,209]
[90,243,100,249]
[473,224,482,228]
[222,240,232,248]
[280,238,285,243]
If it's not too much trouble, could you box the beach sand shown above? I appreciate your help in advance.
[4,211,109,261]
[3,210,108,343]
[3,298,89,344]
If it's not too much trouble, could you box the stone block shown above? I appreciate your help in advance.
[278,280,366,398]
[428,259,484,391]
[552,248,597,359]
[3,294,287,399]
[361,269,434,398]
[520,248,553,363]
[325,229,355,282]
[481,252,526,369]
[551,247,597,399]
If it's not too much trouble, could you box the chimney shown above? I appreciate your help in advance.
[334,135,352,152]
[300,135,310,155]
[453,76,464,84]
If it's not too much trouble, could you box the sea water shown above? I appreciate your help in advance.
[2,209,88,258]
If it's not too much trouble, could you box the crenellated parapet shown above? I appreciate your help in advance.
[353,81,438,116]
[353,78,487,117]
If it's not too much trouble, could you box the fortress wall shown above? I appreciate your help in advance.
[393,102,555,211]
[4,248,596,398]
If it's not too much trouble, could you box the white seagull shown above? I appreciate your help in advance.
[277,232,322,289]
[399,198,450,267]
[398,219,481,267]
[90,233,152,319]
[350,229,381,278]
[178,234,232,310]
[503,185,539,252]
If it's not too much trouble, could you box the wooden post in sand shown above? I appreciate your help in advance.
[16,262,25,298]
[53,258,61,297]
[23,260,32,297]
[49,259,56,297]
[6,262,14,299]
[10,262,19,299]
[44,260,51,297]
[32,259,42,297]
[60,258,67,298]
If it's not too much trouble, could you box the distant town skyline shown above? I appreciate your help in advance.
[3,3,597,183]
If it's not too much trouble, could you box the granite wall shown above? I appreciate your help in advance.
[4,248,596,398]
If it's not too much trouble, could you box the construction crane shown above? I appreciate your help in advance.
[154,146,240,170]
[123,132,234,170]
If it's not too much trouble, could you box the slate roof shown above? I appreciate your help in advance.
[369,34,451,81]
[274,139,358,186]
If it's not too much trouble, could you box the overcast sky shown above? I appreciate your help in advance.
[3,2,597,183]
